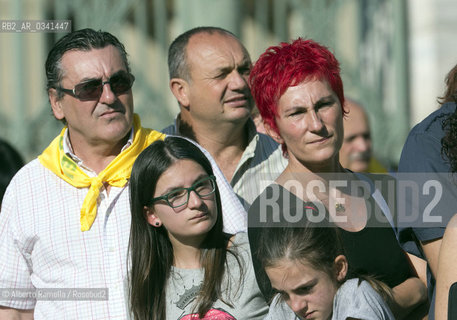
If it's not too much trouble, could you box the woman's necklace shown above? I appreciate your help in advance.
[313,189,349,217]
[335,202,346,213]
[282,167,368,231]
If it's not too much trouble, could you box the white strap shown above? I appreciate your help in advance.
[353,172,395,231]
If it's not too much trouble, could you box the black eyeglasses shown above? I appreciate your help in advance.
[150,175,217,209]
[57,72,135,101]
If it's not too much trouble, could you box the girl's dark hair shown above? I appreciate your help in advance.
[128,136,232,320]
[257,225,344,280]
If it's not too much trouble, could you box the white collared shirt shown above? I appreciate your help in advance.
[63,127,134,176]
[0,157,131,319]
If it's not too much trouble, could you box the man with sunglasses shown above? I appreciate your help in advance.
[0,28,247,319]
[0,28,165,319]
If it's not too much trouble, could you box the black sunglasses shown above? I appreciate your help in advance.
[57,72,135,101]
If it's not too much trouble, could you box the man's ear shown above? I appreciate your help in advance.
[143,206,162,227]
[334,255,348,282]
[170,78,190,108]
[264,122,284,145]
[49,89,65,120]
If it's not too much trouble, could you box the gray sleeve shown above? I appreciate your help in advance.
[332,279,395,320]
[263,295,298,320]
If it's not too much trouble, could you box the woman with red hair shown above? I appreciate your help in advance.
[247,38,427,319]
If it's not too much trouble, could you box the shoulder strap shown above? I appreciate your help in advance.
[353,172,396,232]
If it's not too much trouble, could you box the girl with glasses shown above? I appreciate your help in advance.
[128,136,268,320]
[258,224,395,320]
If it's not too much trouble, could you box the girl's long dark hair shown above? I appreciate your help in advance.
[128,136,231,320]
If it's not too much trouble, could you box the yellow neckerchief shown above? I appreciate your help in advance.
[38,114,165,231]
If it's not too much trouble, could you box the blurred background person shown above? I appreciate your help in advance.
[251,106,267,135]
[339,98,387,173]
[0,138,24,207]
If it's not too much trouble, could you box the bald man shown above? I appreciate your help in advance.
[163,26,287,209]
[339,99,386,173]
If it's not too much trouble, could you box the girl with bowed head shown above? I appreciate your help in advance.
[247,38,427,319]
[128,136,268,320]
[258,224,395,320]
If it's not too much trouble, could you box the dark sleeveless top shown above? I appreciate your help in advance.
[248,176,414,301]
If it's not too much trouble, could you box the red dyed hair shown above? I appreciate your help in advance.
[249,38,346,138]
